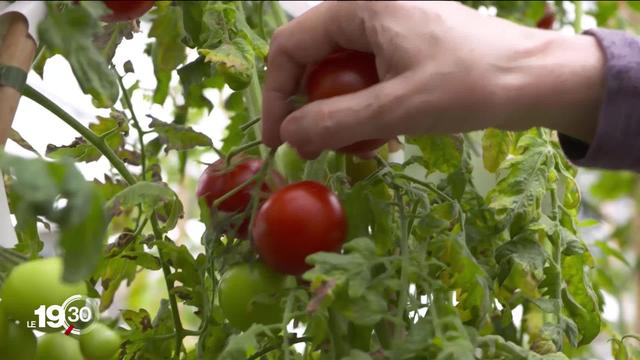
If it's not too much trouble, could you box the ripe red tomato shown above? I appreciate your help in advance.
[536,6,555,29]
[196,157,283,238]
[102,1,154,22]
[305,49,385,154]
[253,181,347,275]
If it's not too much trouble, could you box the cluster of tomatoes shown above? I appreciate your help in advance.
[0,258,121,360]
[199,48,383,329]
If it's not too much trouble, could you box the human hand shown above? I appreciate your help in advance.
[262,1,604,159]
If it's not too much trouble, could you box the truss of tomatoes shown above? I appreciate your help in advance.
[197,157,347,276]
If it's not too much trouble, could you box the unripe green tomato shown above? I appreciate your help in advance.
[345,155,378,183]
[218,263,286,330]
[0,322,37,360]
[1,258,87,332]
[275,143,306,181]
[0,302,7,342]
[36,333,83,360]
[80,323,121,360]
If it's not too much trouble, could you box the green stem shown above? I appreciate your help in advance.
[394,187,409,343]
[247,336,312,360]
[240,116,261,132]
[116,71,147,180]
[395,173,454,203]
[281,292,296,360]
[22,85,136,184]
[226,139,262,164]
[270,1,289,26]
[549,186,562,345]
[22,84,184,358]
[573,1,583,33]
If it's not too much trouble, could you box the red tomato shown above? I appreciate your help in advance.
[253,181,347,275]
[305,49,385,154]
[102,1,154,22]
[536,6,555,29]
[197,157,283,238]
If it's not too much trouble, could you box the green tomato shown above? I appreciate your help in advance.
[79,323,121,360]
[0,302,7,341]
[218,263,286,330]
[36,333,83,360]
[0,322,37,360]
[275,143,306,181]
[345,155,378,184]
[1,258,86,332]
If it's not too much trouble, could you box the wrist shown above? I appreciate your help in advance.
[496,30,605,142]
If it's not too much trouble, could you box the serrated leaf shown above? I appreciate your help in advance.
[39,2,119,107]
[200,37,254,90]
[407,134,462,173]
[149,118,212,153]
[107,181,183,223]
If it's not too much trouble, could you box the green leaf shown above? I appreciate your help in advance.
[46,113,128,163]
[482,129,513,173]
[8,129,40,157]
[487,134,553,229]
[200,37,255,90]
[407,134,462,173]
[39,2,119,107]
[107,182,183,226]
[219,324,267,360]
[148,118,212,153]
[177,57,215,110]
[562,254,601,345]
[149,3,187,104]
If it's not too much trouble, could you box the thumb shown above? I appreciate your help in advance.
[279,80,400,159]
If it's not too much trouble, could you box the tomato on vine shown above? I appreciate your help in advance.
[218,263,286,330]
[0,258,87,332]
[101,1,155,22]
[0,322,37,360]
[197,157,283,238]
[253,181,347,275]
[36,333,84,360]
[305,49,386,154]
[79,323,122,360]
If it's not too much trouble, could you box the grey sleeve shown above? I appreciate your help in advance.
[558,28,640,171]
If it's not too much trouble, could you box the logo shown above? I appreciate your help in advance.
[29,294,99,335]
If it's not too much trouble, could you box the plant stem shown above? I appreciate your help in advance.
[247,336,312,360]
[270,1,289,26]
[22,83,184,358]
[22,85,136,184]
[549,186,563,343]
[395,173,454,203]
[226,139,262,164]
[116,70,147,180]
[394,187,410,343]
[281,292,296,360]
[240,116,261,132]
[573,1,583,33]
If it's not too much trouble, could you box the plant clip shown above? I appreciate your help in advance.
[0,64,27,92]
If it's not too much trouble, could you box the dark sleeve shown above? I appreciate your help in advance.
[558,28,640,171]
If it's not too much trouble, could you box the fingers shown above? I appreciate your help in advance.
[279,80,400,160]
[261,2,373,148]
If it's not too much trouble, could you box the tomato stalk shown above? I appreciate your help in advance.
[225,139,262,165]
[394,187,410,344]
[246,148,276,243]
[22,84,186,359]
[115,70,147,180]
[280,292,296,360]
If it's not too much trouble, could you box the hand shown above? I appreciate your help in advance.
[262,1,605,159]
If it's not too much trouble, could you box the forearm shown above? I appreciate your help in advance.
[495,30,605,143]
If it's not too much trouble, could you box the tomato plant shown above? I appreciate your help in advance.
[1,257,86,332]
[79,323,122,360]
[253,181,347,275]
[36,333,84,360]
[217,263,286,330]
[305,49,386,154]
[0,1,635,359]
